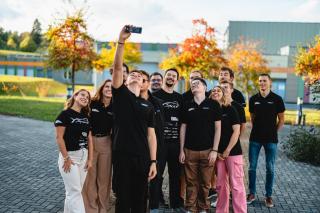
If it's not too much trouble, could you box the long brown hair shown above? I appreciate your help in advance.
[65,89,91,116]
[92,79,112,103]
[209,85,230,106]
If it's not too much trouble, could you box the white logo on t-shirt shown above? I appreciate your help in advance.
[188,108,195,111]
[92,108,99,112]
[254,102,261,105]
[163,101,180,109]
[55,120,62,124]
[70,118,89,124]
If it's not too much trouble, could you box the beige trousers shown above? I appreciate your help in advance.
[83,136,112,213]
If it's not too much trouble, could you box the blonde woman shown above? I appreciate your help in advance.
[210,85,247,213]
[83,79,113,213]
[54,89,93,213]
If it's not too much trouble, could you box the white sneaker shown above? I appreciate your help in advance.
[211,199,217,208]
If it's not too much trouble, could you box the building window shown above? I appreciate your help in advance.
[272,79,286,99]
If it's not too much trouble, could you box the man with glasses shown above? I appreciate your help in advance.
[180,77,221,213]
[246,73,285,208]
[150,72,163,93]
[140,70,165,213]
[182,70,209,102]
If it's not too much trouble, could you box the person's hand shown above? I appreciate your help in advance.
[208,151,217,165]
[63,157,74,173]
[217,153,225,160]
[119,25,131,43]
[85,159,93,171]
[179,150,185,164]
[222,148,231,159]
[148,163,157,181]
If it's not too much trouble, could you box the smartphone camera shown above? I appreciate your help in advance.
[125,26,142,34]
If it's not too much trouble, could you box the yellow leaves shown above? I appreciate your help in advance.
[295,36,320,83]
[92,42,142,72]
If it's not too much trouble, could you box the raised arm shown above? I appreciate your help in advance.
[112,26,131,89]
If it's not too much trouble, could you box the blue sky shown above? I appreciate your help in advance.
[0,0,319,44]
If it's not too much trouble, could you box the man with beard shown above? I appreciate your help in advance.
[150,72,163,93]
[218,67,246,107]
[154,68,185,212]
[111,26,157,213]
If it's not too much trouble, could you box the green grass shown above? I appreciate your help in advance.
[0,96,64,121]
[285,109,320,126]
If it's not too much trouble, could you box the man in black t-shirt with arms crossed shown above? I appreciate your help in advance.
[111,26,157,213]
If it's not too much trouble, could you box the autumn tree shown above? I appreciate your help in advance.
[160,19,226,83]
[227,39,269,105]
[19,33,37,52]
[93,42,142,71]
[46,11,97,93]
[295,36,320,102]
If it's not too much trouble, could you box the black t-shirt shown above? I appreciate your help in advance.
[181,98,222,151]
[153,89,183,143]
[90,100,113,136]
[231,101,246,124]
[147,92,165,155]
[54,109,90,151]
[232,88,246,107]
[219,105,242,156]
[249,91,285,143]
[112,84,155,158]
[182,89,210,103]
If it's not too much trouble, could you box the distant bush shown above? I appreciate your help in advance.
[283,126,320,166]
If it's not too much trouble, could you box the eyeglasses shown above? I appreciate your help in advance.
[151,79,161,83]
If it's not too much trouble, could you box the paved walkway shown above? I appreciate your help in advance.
[0,115,319,212]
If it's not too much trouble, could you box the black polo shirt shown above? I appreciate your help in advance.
[147,91,165,153]
[231,101,246,124]
[249,91,285,143]
[182,89,210,103]
[112,84,155,158]
[219,105,242,156]
[153,89,183,143]
[54,109,90,151]
[90,100,113,136]
[181,98,222,151]
[232,88,246,107]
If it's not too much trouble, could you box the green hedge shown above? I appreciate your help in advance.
[283,126,320,166]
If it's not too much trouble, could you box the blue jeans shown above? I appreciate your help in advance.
[248,141,277,197]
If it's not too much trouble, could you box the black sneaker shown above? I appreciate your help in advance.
[208,188,217,199]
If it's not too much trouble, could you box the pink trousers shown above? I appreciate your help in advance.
[216,155,247,213]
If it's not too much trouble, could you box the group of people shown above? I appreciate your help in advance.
[54,26,285,213]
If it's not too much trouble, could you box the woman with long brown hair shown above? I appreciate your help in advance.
[210,85,247,213]
[54,89,93,213]
[83,79,113,213]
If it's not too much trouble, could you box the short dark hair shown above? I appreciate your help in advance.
[139,70,150,80]
[259,73,272,80]
[190,70,203,78]
[164,68,179,79]
[220,67,234,79]
[150,72,163,80]
[220,80,234,89]
[191,77,207,87]
[123,63,129,74]
[109,63,129,75]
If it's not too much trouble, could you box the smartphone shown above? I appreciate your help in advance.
[125,26,142,34]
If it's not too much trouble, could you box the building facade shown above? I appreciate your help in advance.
[226,21,320,103]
